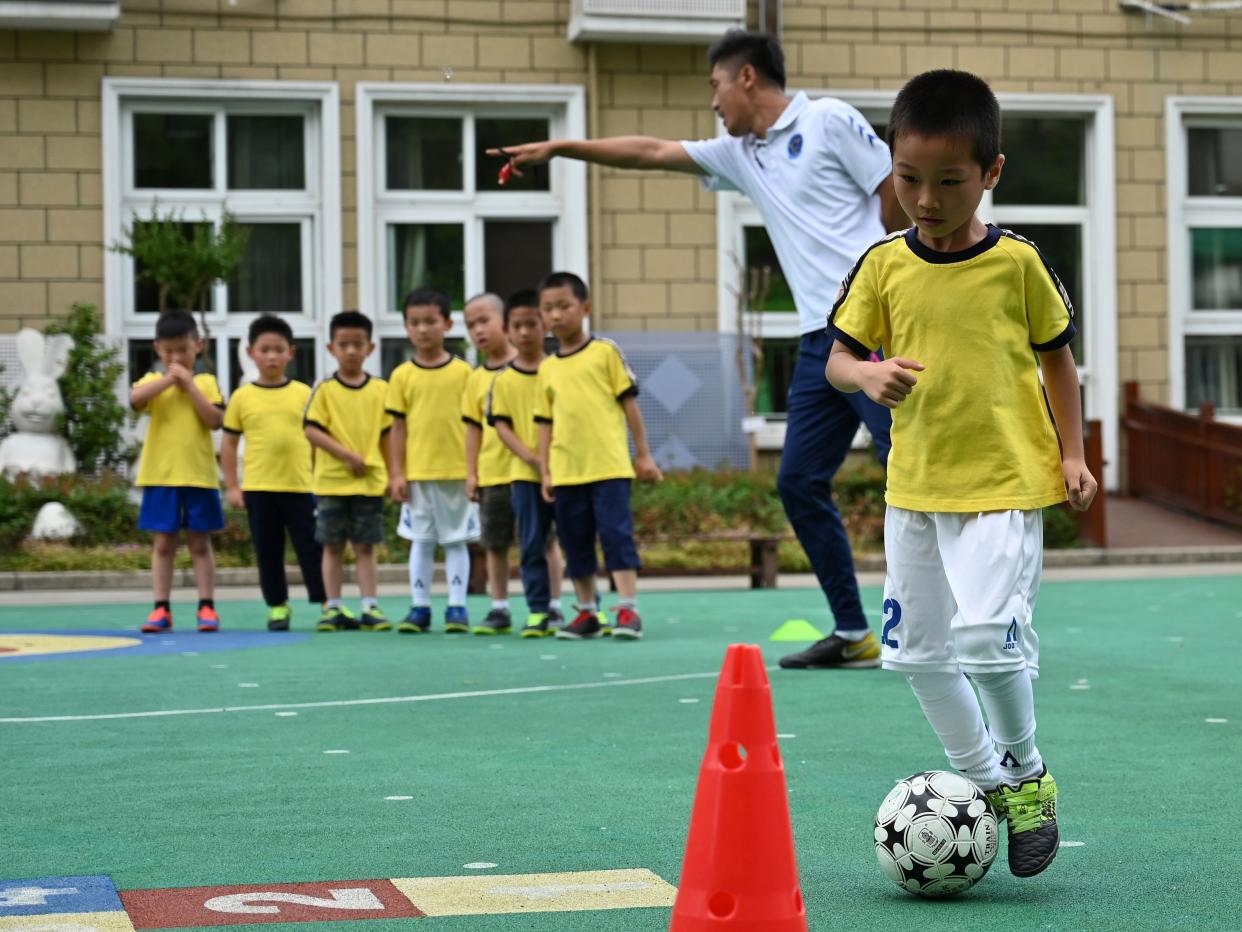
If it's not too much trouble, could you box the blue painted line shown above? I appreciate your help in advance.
[0,875,121,915]
[0,629,308,663]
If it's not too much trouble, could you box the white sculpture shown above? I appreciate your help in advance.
[29,502,81,540]
[0,328,76,478]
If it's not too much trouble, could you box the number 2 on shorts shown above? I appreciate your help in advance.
[881,597,901,648]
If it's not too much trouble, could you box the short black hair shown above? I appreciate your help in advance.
[537,272,589,302]
[155,310,197,341]
[708,30,786,90]
[329,310,372,339]
[888,69,1001,173]
[503,288,541,327]
[248,314,293,346]
[403,287,452,321]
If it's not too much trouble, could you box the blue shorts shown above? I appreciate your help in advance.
[138,486,225,534]
[552,478,641,580]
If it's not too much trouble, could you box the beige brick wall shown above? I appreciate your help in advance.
[1,0,1240,399]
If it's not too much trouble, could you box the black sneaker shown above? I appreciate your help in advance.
[555,607,603,639]
[545,606,564,632]
[777,631,880,669]
[987,767,1060,877]
[398,606,431,634]
[474,608,513,635]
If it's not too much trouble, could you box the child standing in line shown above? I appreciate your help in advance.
[533,272,663,641]
[303,310,392,633]
[385,287,477,634]
[130,310,226,634]
[827,70,1097,876]
[461,292,521,635]
[221,314,326,631]
[488,289,565,637]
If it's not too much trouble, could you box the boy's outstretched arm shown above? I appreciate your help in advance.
[621,395,663,482]
[485,137,705,176]
[826,340,924,409]
[385,419,408,501]
[1039,344,1098,512]
[305,424,367,478]
[220,432,244,509]
[494,420,540,471]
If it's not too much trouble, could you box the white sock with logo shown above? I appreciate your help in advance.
[906,672,1004,792]
[444,542,469,607]
[408,540,435,607]
[971,669,1044,783]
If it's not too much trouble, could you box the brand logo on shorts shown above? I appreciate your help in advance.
[787,133,803,159]
[1003,618,1018,651]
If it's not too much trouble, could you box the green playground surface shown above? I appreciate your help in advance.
[3,575,1241,930]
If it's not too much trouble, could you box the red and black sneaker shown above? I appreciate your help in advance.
[141,606,172,633]
[555,607,603,640]
[196,605,220,633]
[611,606,643,640]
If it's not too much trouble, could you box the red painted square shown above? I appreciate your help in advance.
[120,879,424,928]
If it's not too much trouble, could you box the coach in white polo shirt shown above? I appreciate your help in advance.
[491,31,905,670]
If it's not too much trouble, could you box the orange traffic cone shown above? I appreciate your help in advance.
[669,644,807,931]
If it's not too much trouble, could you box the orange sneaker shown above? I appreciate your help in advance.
[196,605,220,633]
[141,606,172,633]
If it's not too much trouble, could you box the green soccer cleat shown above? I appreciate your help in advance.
[316,606,360,632]
[267,604,292,632]
[987,767,1059,877]
[360,606,392,632]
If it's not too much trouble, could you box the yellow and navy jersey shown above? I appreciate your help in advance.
[487,361,543,484]
[132,371,223,489]
[222,380,313,493]
[461,360,515,487]
[533,337,637,486]
[829,224,1074,512]
[385,356,472,481]
[304,373,391,497]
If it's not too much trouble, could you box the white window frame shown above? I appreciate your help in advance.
[715,90,1118,490]
[356,83,588,375]
[102,78,342,391]
[1166,96,1242,417]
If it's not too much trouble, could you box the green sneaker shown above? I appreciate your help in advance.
[267,604,292,632]
[316,606,360,632]
[987,767,1059,877]
[520,612,551,638]
[361,606,391,631]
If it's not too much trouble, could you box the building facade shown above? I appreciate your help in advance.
[2,0,1241,487]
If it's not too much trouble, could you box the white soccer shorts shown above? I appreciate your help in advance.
[398,480,480,545]
[880,506,1042,678]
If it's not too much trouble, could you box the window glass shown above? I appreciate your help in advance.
[1190,227,1242,310]
[1188,127,1242,198]
[993,117,1085,206]
[228,115,305,190]
[381,336,467,377]
[753,337,798,415]
[388,223,465,311]
[128,338,216,379]
[743,226,795,312]
[134,113,213,189]
[386,117,462,190]
[1000,223,1084,363]
[476,118,551,192]
[1186,335,1242,412]
[229,223,303,314]
[483,220,553,299]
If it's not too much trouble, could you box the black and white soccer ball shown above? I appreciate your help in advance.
[874,770,1000,898]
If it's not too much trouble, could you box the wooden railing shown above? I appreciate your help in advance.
[1123,380,1242,529]
[1078,418,1107,547]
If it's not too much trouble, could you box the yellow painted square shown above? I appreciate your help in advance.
[391,868,677,917]
[0,910,136,932]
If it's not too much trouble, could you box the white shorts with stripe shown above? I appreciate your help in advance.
[880,506,1042,678]
[397,480,480,545]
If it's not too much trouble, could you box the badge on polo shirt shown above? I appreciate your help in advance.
[787,133,803,159]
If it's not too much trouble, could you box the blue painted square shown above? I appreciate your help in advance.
[0,875,121,916]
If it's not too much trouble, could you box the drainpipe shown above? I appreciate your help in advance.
[587,40,603,328]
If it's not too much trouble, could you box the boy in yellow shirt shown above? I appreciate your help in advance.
[385,287,476,634]
[221,314,325,631]
[304,310,392,632]
[489,289,565,637]
[534,272,662,640]
[130,310,225,634]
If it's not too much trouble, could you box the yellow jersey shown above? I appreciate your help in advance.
[132,371,223,489]
[487,361,543,483]
[533,337,637,486]
[461,360,515,487]
[304,373,391,497]
[385,356,472,482]
[222,380,313,493]
[829,225,1074,512]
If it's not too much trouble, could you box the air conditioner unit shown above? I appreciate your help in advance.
[0,0,118,30]
[569,0,746,44]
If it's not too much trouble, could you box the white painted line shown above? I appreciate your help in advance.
[323,749,350,754]
[539,655,557,661]
[0,668,743,724]
[1205,718,1229,724]
[275,711,297,717]
[1070,684,1091,690]
[488,644,504,650]
[238,683,259,688]
[385,795,413,801]
[678,698,699,704]
[161,640,175,646]
[182,651,199,657]
[464,862,498,870]
[603,673,622,678]
[778,733,796,739]
[1076,678,1089,684]
[1059,841,1086,848]
[1065,627,1082,634]
[1167,636,1184,642]
[210,664,228,669]
[724,627,739,632]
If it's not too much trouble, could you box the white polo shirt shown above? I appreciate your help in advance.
[682,92,891,336]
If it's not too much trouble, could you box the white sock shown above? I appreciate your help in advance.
[972,669,1045,783]
[906,672,1004,792]
[409,540,435,607]
[834,628,868,642]
[361,596,378,612]
[491,599,510,612]
[549,598,562,611]
[444,542,469,607]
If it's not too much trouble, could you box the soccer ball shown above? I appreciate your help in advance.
[874,770,999,898]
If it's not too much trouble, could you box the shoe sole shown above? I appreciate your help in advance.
[445,625,470,634]
[267,623,290,632]
[1010,825,1059,878]
[473,627,512,636]
[197,626,219,633]
[611,628,642,640]
[554,631,599,640]
[398,626,429,635]
[361,625,392,632]
[779,658,880,670]
[520,629,549,638]
[140,626,171,634]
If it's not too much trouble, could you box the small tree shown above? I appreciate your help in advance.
[0,366,13,441]
[45,304,135,475]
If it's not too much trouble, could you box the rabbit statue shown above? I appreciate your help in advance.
[0,328,76,478]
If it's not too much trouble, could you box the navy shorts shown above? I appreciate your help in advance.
[138,486,225,534]
[552,478,641,580]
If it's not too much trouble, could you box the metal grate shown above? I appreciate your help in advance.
[0,335,20,393]
[580,0,745,18]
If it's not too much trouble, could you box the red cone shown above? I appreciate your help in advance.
[669,644,807,931]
